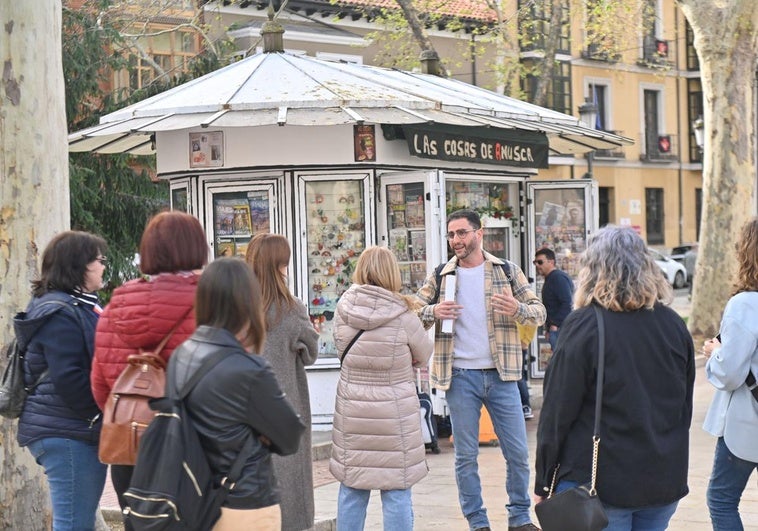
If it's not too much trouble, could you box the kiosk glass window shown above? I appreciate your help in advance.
[212,191,271,257]
[305,180,366,358]
[386,182,427,294]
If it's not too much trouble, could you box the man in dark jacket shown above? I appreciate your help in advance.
[533,248,574,351]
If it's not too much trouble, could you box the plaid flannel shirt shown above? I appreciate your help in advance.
[416,251,546,391]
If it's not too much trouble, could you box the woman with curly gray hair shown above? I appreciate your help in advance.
[535,225,695,530]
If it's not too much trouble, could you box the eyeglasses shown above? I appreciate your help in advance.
[446,229,477,241]
[533,259,545,265]
[96,256,108,265]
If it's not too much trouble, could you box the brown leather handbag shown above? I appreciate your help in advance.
[98,314,188,465]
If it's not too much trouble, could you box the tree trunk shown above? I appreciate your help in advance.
[531,0,563,107]
[394,0,450,77]
[677,0,758,337]
[0,2,70,528]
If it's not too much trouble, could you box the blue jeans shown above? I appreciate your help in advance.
[707,437,758,530]
[446,368,532,529]
[27,437,107,531]
[337,483,413,531]
[555,480,678,531]
[548,329,560,351]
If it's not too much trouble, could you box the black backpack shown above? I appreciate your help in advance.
[123,349,254,531]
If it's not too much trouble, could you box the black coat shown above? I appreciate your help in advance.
[170,326,305,510]
[535,304,695,508]
[16,291,102,446]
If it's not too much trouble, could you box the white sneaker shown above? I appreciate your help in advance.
[522,405,534,420]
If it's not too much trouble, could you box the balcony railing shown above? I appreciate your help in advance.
[638,36,672,67]
[594,130,626,159]
[640,132,678,162]
[581,42,620,63]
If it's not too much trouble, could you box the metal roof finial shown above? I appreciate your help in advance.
[261,0,284,53]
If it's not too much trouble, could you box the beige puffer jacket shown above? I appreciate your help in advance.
[330,283,434,490]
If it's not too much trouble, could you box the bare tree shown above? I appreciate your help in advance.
[0,1,69,527]
[677,0,758,337]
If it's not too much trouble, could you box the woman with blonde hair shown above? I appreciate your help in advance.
[702,217,758,530]
[535,226,695,530]
[330,246,434,531]
[245,233,318,531]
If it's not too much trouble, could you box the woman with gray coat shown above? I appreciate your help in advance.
[330,246,434,531]
[246,234,319,531]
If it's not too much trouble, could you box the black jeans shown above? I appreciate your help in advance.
[110,464,135,531]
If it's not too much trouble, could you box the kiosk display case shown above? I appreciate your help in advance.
[303,179,366,358]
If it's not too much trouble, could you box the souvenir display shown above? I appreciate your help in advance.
[305,181,366,358]
[385,183,427,294]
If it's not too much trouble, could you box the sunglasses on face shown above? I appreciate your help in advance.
[533,259,545,265]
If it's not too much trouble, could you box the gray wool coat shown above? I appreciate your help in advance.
[262,301,319,531]
[330,284,434,491]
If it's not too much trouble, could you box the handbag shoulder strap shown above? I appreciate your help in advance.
[339,329,365,366]
[590,304,606,495]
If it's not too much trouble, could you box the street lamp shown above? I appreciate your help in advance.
[578,97,598,179]
[692,115,704,153]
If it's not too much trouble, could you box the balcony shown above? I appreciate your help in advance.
[640,133,678,162]
[581,42,620,63]
[638,36,672,68]
[594,130,626,159]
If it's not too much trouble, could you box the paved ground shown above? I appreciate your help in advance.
[101,290,758,530]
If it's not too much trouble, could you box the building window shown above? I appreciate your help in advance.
[687,79,704,162]
[517,0,570,54]
[114,26,200,95]
[645,187,664,245]
[587,83,607,131]
[685,20,700,71]
[522,60,571,115]
[640,88,676,161]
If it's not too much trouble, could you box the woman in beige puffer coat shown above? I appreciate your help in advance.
[330,246,434,531]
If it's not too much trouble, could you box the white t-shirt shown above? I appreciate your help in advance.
[452,263,494,369]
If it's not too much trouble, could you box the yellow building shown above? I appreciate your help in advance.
[101,0,703,249]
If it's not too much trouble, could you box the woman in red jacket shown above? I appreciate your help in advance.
[92,211,208,531]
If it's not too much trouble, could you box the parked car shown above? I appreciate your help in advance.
[650,248,687,288]
[670,243,698,282]
[670,243,696,264]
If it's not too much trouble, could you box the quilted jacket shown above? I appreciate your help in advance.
[16,291,102,446]
[329,284,434,490]
[91,272,198,410]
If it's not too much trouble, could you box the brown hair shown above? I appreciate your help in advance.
[139,211,208,275]
[245,233,296,329]
[352,246,417,310]
[32,231,108,297]
[194,257,266,352]
[734,217,758,294]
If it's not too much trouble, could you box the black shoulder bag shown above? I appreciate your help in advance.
[535,305,609,531]
[339,329,365,366]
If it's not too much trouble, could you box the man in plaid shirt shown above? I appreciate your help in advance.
[416,209,546,531]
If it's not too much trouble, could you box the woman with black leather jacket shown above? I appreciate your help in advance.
[169,257,305,530]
